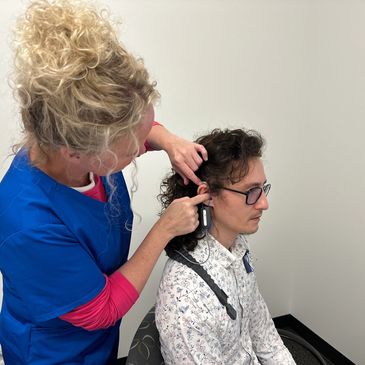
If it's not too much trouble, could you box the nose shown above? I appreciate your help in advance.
[255,191,269,210]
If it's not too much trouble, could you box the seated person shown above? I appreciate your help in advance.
[155,128,296,365]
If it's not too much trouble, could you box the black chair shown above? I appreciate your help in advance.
[126,306,327,365]
[126,306,164,365]
[278,328,327,365]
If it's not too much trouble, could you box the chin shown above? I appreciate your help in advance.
[242,224,259,235]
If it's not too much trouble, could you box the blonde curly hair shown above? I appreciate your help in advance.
[12,0,159,161]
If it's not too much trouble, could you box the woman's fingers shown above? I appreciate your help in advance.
[161,193,210,238]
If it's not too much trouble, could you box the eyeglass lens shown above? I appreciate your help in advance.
[247,185,271,205]
[247,187,262,205]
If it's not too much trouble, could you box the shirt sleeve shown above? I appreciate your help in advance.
[248,275,296,365]
[156,283,226,365]
[60,271,139,330]
[0,224,106,323]
[144,121,162,151]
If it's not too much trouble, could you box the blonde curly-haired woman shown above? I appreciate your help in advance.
[0,1,209,363]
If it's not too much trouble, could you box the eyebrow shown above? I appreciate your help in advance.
[242,179,267,190]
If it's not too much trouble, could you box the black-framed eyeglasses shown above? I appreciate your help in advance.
[221,183,271,205]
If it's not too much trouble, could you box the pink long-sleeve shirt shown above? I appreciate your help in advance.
[60,122,162,330]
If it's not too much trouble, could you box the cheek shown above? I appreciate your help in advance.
[109,146,134,171]
[89,153,129,175]
[228,205,253,228]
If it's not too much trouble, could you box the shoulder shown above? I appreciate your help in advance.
[0,183,66,246]
[1,152,61,229]
[158,258,204,296]
[156,258,226,328]
[0,160,71,244]
[0,224,77,255]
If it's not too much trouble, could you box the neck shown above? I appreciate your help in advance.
[29,146,89,187]
[208,227,237,249]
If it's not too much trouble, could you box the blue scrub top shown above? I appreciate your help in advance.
[0,150,133,364]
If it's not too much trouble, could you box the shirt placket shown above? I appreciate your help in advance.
[232,259,258,364]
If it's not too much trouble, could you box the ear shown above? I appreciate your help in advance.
[59,146,81,162]
[197,182,214,207]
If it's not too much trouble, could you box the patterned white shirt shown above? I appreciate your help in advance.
[155,234,296,365]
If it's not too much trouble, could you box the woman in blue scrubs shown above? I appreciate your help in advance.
[0,1,209,364]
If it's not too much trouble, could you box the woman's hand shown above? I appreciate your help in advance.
[145,125,208,185]
[164,135,208,185]
[156,193,210,241]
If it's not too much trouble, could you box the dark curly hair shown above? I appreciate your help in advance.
[158,128,265,256]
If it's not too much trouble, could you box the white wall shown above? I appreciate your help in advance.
[290,2,365,364]
[0,1,363,364]
[113,0,308,357]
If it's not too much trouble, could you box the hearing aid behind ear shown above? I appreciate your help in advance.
[198,203,211,229]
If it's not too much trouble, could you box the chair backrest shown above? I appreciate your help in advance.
[126,306,164,365]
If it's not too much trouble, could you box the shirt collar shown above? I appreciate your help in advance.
[191,233,249,269]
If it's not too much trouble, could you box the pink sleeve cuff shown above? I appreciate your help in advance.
[60,272,139,331]
[144,121,163,151]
